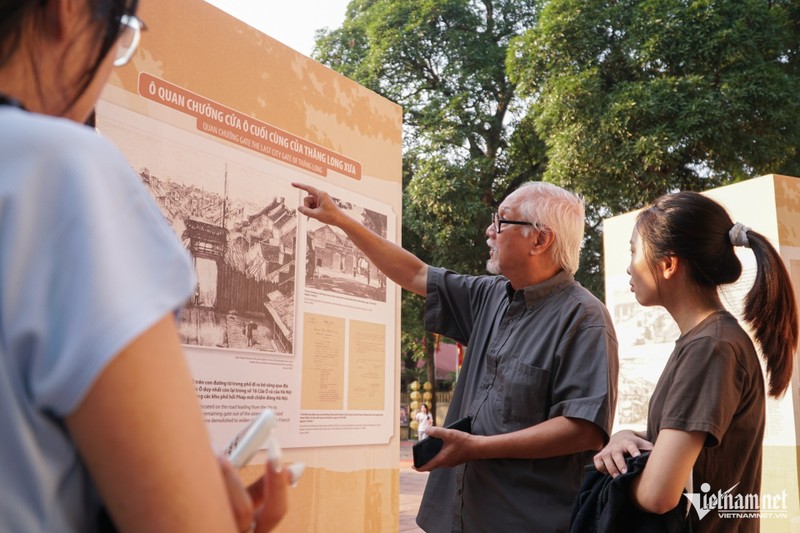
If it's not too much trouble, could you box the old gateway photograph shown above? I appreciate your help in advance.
[304,197,388,303]
[99,107,298,355]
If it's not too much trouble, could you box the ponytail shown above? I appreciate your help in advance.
[638,191,798,398]
[741,230,798,397]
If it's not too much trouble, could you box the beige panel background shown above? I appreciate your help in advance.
[101,1,403,530]
[108,2,401,186]
[604,175,800,531]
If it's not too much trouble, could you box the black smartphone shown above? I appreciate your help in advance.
[412,415,472,469]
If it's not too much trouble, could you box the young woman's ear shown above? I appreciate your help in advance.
[661,255,679,280]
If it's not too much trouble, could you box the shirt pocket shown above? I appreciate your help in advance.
[498,357,551,431]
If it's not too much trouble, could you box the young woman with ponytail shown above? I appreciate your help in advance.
[593,191,797,532]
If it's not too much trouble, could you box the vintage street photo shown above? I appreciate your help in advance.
[304,198,388,302]
[99,109,298,355]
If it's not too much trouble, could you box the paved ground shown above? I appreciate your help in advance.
[399,440,427,532]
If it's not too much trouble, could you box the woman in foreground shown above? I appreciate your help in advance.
[0,0,288,530]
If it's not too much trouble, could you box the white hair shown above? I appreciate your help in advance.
[514,182,585,274]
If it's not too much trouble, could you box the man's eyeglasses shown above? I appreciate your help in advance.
[492,212,533,234]
[113,15,146,67]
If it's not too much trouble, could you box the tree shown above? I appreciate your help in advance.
[313,0,800,387]
[509,0,800,288]
[314,0,547,397]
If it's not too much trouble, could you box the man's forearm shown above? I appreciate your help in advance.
[469,416,605,461]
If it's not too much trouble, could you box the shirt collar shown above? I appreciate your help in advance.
[517,270,574,306]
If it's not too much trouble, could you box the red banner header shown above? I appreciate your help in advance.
[138,73,361,180]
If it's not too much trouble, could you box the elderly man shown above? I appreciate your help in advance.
[294,181,618,532]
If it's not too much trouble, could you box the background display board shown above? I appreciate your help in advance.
[97,0,403,530]
[604,175,800,531]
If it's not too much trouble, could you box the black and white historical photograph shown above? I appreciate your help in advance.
[304,198,388,302]
[610,284,677,427]
[98,108,298,355]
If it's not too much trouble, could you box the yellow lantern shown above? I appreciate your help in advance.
[410,420,418,430]
[410,381,420,391]
[410,400,419,411]
[423,381,433,391]
[422,391,433,402]
[410,391,421,401]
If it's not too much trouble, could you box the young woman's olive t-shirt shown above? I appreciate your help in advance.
[647,310,765,532]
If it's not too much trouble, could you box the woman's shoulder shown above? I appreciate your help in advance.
[1,109,145,203]
[5,109,111,146]
[677,311,759,370]
[2,110,131,176]
[681,311,753,350]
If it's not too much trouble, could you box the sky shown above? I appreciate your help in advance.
[203,0,352,58]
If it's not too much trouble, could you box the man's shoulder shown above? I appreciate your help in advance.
[562,280,603,304]
[559,282,615,328]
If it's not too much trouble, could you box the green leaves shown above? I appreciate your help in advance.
[315,0,545,384]
[314,0,800,371]
[513,0,800,212]
[315,0,547,272]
